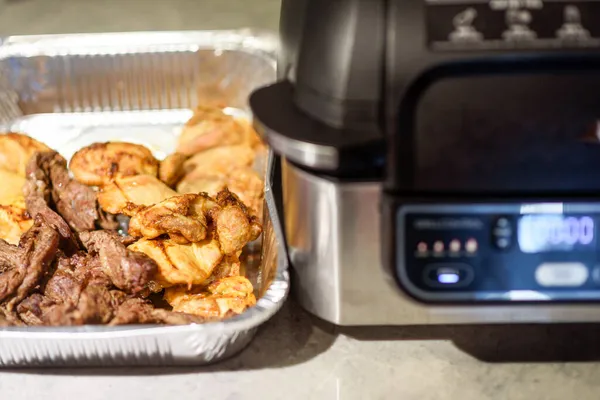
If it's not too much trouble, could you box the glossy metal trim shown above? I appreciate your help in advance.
[282,160,600,325]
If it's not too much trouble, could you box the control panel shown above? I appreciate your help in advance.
[396,203,600,303]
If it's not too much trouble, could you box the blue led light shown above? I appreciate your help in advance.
[438,273,459,284]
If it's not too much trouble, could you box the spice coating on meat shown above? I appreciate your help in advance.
[0,217,60,310]
[69,142,159,187]
[24,152,77,243]
[79,230,158,294]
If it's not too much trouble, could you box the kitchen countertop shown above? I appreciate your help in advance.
[1,1,600,399]
[3,299,600,400]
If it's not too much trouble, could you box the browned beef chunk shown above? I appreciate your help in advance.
[24,151,118,236]
[17,249,128,326]
[0,217,59,310]
[45,151,97,231]
[79,230,157,295]
[17,293,52,325]
[97,210,119,231]
[45,253,87,305]
[109,298,209,326]
[24,153,76,247]
[18,285,117,326]
[0,241,22,301]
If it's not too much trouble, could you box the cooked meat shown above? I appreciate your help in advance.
[176,106,246,155]
[0,108,265,327]
[179,145,255,181]
[98,174,177,217]
[24,150,112,246]
[0,133,52,177]
[66,285,116,325]
[97,210,120,231]
[44,252,111,304]
[176,141,264,215]
[0,241,22,302]
[158,152,187,187]
[177,173,227,198]
[79,230,158,294]
[0,169,27,206]
[0,198,33,245]
[128,193,218,244]
[178,166,264,217]
[109,297,210,325]
[69,142,159,186]
[17,251,126,326]
[128,189,260,256]
[164,276,256,319]
[128,237,223,288]
[18,285,117,326]
[213,189,262,255]
[223,167,264,217]
[44,254,86,305]
[208,255,242,282]
[237,118,265,150]
[43,151,101,232]
[16,293,52,326]
[24,152,77,245]
[0,217,60,310]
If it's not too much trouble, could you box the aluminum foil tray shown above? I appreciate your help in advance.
[0,30,289,367]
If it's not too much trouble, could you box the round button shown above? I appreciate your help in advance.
[449,239,461,253]
[496,217,509,228]
[433,241,444,253]
[492,216,513,250]
[465,238,478,254]
[495,237,510,249]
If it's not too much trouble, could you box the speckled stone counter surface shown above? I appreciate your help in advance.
[1,1,600,399]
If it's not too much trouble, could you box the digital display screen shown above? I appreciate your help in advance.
[413,73,600,193]
[518,215,596,253]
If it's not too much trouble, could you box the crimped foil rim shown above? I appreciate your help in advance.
[0,29,279,59]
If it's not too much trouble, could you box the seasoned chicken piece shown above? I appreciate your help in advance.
[209,254,241,282]
[177,173,227,198]
[128,237,223,288]
[128,193,218,244]
[98,174,177,216]
[176,106,246,155]
[236,117,266,151]
[0,169,26,206]
[180,145,255,179]
[158,152,188,187]
[69,142,159,186]
[164,276,256,319]
[223,167,264,217]
[129,189,260,255]
[213,189,262,255]
[0,133,52,177]
[0,198,33,245]
[177,167,263,217]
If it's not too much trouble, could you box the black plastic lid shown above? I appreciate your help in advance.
[251,0,386,174]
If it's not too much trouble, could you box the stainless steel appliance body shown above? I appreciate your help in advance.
[252,0,600,325]
[283,160,600,325]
